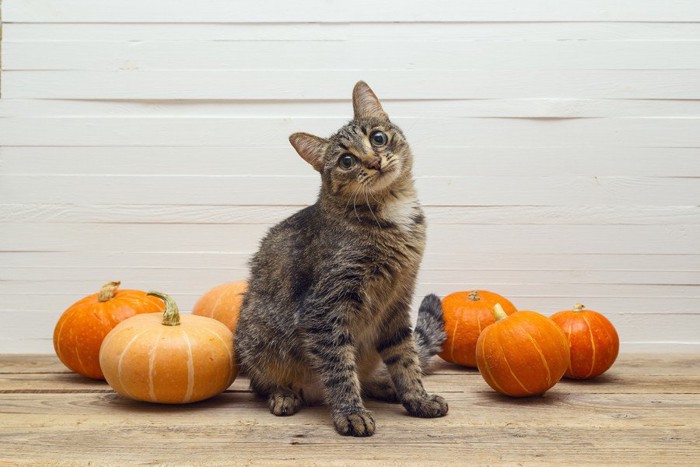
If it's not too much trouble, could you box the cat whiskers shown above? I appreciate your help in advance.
[351,184,363,223]
[362,183,383,230]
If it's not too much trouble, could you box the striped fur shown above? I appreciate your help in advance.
[234,81,447,437]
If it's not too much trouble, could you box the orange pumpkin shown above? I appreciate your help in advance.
[192,280,247,332]
[53,281,164,379]
[476,305,570,397]
[551,304,619,379]
[439,290,518,367]
[99,291,236,404]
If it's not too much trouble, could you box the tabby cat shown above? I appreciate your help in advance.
[234,81,448,437]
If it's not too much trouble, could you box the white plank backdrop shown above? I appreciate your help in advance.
[1,0,699,353]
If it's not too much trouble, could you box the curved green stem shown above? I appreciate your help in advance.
[493,303,508,322]
[147,291,181,326]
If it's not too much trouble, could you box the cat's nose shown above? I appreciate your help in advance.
[367,156,382,171]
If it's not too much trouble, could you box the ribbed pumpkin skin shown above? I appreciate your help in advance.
[476,311,570,397]
[192,280,247,332]
[99,313,236,404]
[439,290,517,367]
[53,285,164,379]
[551,306,619,379]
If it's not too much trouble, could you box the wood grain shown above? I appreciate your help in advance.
[5,0,700,23]
[0,355,698,465]
[5,70,700,99]
[8,40,700,71]
[7,22,700,42]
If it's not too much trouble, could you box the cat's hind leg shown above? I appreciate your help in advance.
[249,368,304,416]
[268,387,303,416]
[361,369,399,403]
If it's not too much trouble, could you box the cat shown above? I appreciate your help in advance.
[234,81,448,437]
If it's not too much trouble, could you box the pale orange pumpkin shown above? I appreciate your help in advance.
[99,291,236,404]
[192,280,247,332]
[439,290,517,367]
[53,281,164,379]
[476,305,570,397]
[551,304,619,379]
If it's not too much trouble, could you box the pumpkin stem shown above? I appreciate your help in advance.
[147,291,181,326]
[493,303,508,321]
[97,281,121,302]
[573,303,586,312]
[468,290,480,301]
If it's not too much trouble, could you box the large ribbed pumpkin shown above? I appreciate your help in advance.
[192,280,247,332]
[551,304,619,379]
[99,291,236,404]
[53,281,165,379]
[439,290,517,367]
[476,305,570,397]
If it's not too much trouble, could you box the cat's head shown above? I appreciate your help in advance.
[289,81,413,198]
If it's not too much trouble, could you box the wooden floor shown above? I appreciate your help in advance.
[1,354,699,466]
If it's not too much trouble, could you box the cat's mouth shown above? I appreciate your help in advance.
[366,163,400,192]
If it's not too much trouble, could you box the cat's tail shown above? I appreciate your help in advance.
[414,294,446,372]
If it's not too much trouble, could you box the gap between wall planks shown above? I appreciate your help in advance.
[1,1,699,354]
[0,354,699,465]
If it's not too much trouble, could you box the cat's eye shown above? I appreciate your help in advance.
[370,131,388,147]
[339,154,357,169]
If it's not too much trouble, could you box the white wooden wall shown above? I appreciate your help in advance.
[1,0,699,353]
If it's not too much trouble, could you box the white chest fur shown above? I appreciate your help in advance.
[380,194,420,232]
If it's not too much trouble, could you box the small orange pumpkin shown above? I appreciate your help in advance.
[53,281,164,379]
[551,304,619,379]
[439,290,517,367]
[99,291,236,404]
[192,280,247,332]
[476,305,570,397]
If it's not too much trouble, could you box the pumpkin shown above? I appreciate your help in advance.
[551,304,619,379]
[53,281,165,379]
[192,280,247,332]
[476,304,570,397]
[439,290,518,367]
[99,291,236,404]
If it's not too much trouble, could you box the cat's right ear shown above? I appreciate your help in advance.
[289,132,328,172]
[353,81,389,121]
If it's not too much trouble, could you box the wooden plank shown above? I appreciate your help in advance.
[3,251,698,273]
[4,98,700,119]
[1,223,697,255]
[0,354,699,465]
[5,70,700,99]
[1,280,695,301]
[0,355,68,373]
[2,174,698,207]
[0,400,697,466]
[3,204,699,226]
[4,286,700,314]
[3,146,699,177]
[3,265,697,287]
[2,116,699,148]
[8,22,700,42]
[7,40,700,71]
[5,0,700,23]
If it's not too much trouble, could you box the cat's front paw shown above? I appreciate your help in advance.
[332,409,376,437]
[403,394,448,418]
[268,390,303,416]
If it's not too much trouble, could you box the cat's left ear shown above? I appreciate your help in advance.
[353,81,389,122]
[289,132,328,172]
